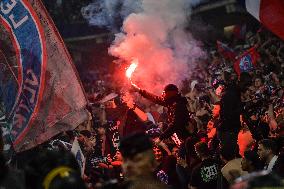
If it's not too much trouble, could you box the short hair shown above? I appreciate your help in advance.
[258,139,278,154]
[163,84,178,92]
[194,141,209,157]
[254,76,264,84]
[214,101,221,106]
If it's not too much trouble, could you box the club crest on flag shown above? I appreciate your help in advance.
[239,54,253,72]
[234,47,259,76]
[0,0,46,144]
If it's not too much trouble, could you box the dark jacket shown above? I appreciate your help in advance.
[218,83,242,132]
[139,90,190,140]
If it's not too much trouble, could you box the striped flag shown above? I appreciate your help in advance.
[241,0,284,40]
[234,47,259,75]
[0,0,88,152]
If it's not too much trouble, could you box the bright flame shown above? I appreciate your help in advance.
[126,59,138,79]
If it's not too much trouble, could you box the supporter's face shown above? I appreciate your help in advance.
[97,127,106,135]
[207,121,216,139]
[162,91,167,98]
[122,150,156,179]
[90,136,96,147]
[172,147,179,158]
[114,151,123,161]
[104,100,116,109]
[157,122,163,129]
[207,120,214,130]
[212,104,220,118]
[257,144,269,161]
[79,137,93,152]
[254,78,263,87]
[153,146,163,162]
[186,121,195,133]
[162,90,177,100]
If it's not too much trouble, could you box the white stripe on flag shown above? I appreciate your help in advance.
[245,0,261,21]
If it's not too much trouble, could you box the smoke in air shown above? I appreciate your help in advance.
[83,0,207,93]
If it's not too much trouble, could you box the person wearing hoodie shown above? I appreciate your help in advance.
[131,83,190,144]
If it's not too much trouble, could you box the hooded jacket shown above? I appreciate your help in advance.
[139,89,190,140]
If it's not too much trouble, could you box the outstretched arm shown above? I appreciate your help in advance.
[131,83,166,106]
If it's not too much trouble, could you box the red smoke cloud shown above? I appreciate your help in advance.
[109,0,206,94]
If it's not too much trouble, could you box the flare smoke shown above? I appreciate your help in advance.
[83,0,207,93]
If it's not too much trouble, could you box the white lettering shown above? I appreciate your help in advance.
[23,69,39,104]
[9,14,28,29]
[23,85,36,104]
[0,0,16,15]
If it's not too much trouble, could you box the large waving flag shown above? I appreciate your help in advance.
[234,47,259,75]
[241,0,284,40]
[0,0,88,152]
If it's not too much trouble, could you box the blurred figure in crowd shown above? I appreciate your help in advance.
[24,149,86,189]
[257,139,280,171]
[217,70,243,156]
[190,141,221,189]
[119,132,170,189]
[241,149,264,173]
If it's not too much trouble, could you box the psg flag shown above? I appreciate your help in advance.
[0,0,88,152]
[241,0,284,40]
[234,47,259,75]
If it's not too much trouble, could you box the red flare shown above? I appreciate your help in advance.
[126,59,138,79]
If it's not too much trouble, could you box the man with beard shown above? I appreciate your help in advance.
[257,139,280,171]
[131,83,190,145]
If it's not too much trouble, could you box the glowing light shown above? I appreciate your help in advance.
[126,59,138,79]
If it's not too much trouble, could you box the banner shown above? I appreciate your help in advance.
[0,0,88,152]
[233,47,259,75]
[242,0,284,40]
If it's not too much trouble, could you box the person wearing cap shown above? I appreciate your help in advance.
[131,83,190,144]
[119,132,170,189]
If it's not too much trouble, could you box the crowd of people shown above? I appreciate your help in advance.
[1,22,284,189]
